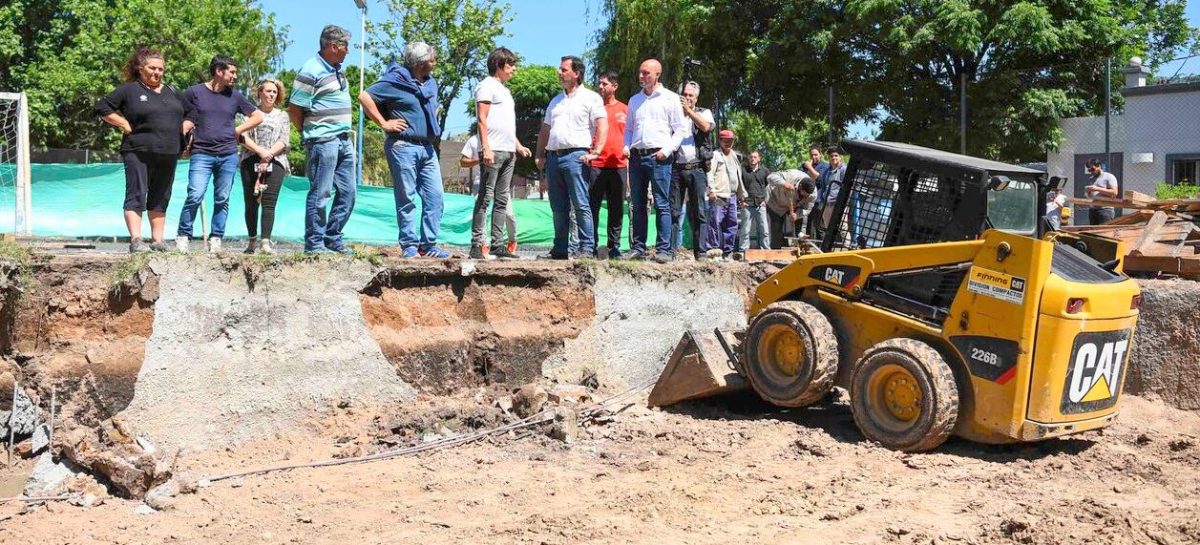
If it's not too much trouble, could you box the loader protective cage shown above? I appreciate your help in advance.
[819,140,1045,253]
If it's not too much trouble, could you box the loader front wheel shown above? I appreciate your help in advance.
[742,301,838,407]
[850,338,959,452]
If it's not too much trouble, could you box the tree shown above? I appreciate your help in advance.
[366,0,512,150]
[0,0,288,151]
[593,0,1198,162]
[726,111,828,172]
[495,64,560,178]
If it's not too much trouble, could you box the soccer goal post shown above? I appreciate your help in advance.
[0,92,32,236]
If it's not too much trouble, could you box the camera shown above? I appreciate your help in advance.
[681,57,704,90]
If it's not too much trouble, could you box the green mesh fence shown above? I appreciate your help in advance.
[1,162,661,248]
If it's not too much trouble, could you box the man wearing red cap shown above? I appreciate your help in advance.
[705,129,747,259]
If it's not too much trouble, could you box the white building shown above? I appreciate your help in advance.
[1048,58,1200,210]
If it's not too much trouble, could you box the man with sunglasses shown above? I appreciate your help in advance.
[289,25,357,254]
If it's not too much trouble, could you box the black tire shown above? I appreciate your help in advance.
[741,301,838,407]
[849,338,959,452]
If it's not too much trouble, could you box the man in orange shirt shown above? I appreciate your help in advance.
[588,70,628,259]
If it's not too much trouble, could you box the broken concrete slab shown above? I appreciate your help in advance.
[30,423,50,454]
[1,384,38,437]
[550,407,579,444]
[119,257,418,452]
[143,479,179,511]
[23,453,80,497]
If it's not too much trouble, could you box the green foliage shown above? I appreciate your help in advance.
[0,0,288,151]
[366,0,512,145]
[593,0,1198,163]
[1156,183,1200,200]
[726,111,829,171]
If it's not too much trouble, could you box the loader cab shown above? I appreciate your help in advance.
[820,140,1048,252]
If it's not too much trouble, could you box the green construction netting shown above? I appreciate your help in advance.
[0,162,662,248]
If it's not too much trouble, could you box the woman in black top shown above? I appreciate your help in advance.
[95,47,194,253]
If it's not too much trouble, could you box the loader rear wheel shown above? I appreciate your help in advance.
[742,301,838,407]
[850,338,959,452]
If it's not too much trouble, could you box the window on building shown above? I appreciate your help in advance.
[1172,158,1200,186]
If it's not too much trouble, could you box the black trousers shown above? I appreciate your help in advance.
[588,166,626,253]
[122,151,178,212]
[670,166,708,255]
[240,157,287,239]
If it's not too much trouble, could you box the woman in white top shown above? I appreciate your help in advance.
[239,79,291,254]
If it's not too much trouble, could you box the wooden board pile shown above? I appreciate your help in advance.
[1068,190,1200,279]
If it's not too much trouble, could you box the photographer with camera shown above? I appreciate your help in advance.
[670,69,715,260]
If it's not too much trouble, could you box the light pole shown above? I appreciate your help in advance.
[354,0,368,186]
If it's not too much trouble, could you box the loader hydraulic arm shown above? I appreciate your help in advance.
[751,239,987,316]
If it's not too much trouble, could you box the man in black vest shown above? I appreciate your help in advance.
[669,80,715,259]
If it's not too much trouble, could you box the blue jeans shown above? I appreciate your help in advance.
[736,204,769,251]
[386,139,444,251]
[304,137,357,251]
[629,153,674,255]
[177,152,238,238]
[547,150,594,256]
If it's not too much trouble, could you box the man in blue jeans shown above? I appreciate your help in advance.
[176,55,263,252]
[623,59,688,262]
[358,41,450,258]
[536,55,608,259]
[288,25,357,254]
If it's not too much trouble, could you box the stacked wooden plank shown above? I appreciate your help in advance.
[1065,190,1200,279]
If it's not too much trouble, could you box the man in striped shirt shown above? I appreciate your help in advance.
[288,25,356,253]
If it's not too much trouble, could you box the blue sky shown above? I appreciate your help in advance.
[260,0,606,136]
[261,0,1200,139]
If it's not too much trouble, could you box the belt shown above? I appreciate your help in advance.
[396,134,432,145]
[673,161,701,171]
[549,147,588,155]
[631,147,660,156]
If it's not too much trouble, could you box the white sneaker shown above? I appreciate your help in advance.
[175,237,189,252]
[259,239,274,254]
[207,237,223,253]
[244,237,257,254]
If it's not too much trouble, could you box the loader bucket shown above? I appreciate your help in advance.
[648,329,749,407]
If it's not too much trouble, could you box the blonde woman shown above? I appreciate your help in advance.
[239,79,291,254]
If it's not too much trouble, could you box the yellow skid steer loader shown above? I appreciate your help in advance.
[651,141,1141,452]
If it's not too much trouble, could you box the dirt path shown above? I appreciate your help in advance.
[2,394,1198,545]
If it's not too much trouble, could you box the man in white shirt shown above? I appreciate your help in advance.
[461,135,517,253]
[1044,186,1068,230]
[1084,159,1119,225]
[471,47,531,259]
[670,81,715,259]
[535,55,608,259]
[623,59,689,262]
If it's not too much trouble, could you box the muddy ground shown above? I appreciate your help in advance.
[2,390,1197,545]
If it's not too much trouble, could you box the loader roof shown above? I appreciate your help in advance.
[841,140,1044,178]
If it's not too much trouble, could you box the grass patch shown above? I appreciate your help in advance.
[0,240,36,301]
[106,252,154,290]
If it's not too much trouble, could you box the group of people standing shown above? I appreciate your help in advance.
[98,24,848,259]
[98,26,351,255]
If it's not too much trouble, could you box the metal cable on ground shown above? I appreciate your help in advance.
[0,494,70,504]
[204,378,655,483]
